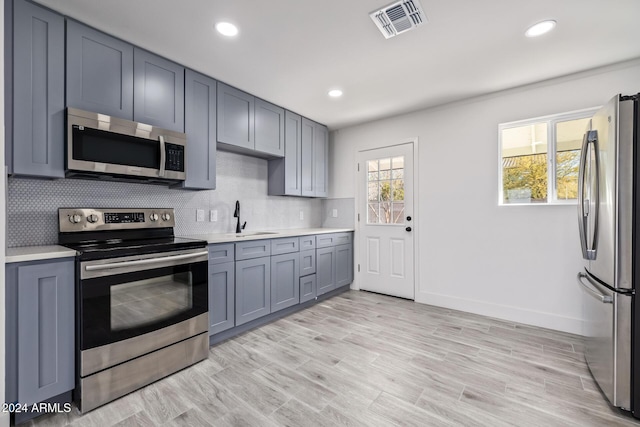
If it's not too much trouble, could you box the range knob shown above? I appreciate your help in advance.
[150,213,159,221]
[87,214,99,223]
[162,213,171,221]
[69,214,82,224]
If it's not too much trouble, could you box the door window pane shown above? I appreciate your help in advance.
[501,123,548,204]
[366,156,405,224]
[555,117,589,200]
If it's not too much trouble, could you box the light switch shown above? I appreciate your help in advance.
[332,209,338,218]
[299,210,304,220]
[210,210,218,222]
[196,209,205,222]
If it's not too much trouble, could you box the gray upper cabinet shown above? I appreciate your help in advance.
[133,48,184,132]
[66,20,134,119]
[235,256,271,326]
[217,83,254,151]
[255,99,284,157]
[183,69,217,190]
[5,259,74,407]
[301,118,315,197]
[313,123,329,197]
[268,111,303,196]
[271,252,300,313]
[11,0,65,178]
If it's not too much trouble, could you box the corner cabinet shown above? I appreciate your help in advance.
[183,70,217,190]
[5,258,75,417]
[9,0,65,178]
[268,111,303,196]
[66,20,134,118]
[133,48,185,132]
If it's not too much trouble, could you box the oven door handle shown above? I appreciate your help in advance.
[85,250,209,271]
[158,135,166,178]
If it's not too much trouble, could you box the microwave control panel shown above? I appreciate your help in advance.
[165,143,185,172]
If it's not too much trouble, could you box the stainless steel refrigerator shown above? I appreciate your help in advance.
[577,93,639,416]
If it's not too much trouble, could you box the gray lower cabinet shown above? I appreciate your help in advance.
[5,258,74,407]
[336,243,354,287]
[270,252,300,313]
[268,111,302,196]
[133,48,185,132]
[300,249,316,276]
[300,274,317,303]
[235,257,271,326]
[10,0,65,178]
[316,246,336,296]
[209,262,235,335]
[217,83,254,151]
[66,20,134,119]
[183,69,217,189]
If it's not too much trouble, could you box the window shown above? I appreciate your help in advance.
[367,156,405,224]
[499,108,597,205]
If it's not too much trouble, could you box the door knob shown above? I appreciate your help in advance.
[406,227,412,232]
[406,216,412,221]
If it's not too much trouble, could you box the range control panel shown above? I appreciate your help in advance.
[59,208,175,232]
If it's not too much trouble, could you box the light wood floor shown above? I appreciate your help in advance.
[27,290,640,426]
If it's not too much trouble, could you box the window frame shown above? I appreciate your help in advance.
[498,107,599,206]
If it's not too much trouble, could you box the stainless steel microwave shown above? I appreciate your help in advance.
[66,108,187,183]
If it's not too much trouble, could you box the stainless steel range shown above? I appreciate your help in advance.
[58,208,209,413]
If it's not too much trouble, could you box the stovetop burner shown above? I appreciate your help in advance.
[58,208,206,260]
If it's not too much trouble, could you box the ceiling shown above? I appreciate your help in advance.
[35,0,640,130]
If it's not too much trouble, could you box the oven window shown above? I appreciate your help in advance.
[111,272,193,331]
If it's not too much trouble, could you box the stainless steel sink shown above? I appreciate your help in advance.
[225,232,278,238]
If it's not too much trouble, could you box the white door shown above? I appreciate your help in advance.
[357,143,414,299]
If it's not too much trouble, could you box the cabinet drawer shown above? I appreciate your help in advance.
[300,235,316,250]
[236,240,271,261]
[271,237,299,255]
[208,243,234,264]
[300,274,317,304]
[316,232,352,248]
[300,250,316,276]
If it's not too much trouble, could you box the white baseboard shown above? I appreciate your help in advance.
[415,291,584,336]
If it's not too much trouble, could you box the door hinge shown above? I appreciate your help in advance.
[358,264,360,272]
[357,213,360,222]
[357,163,360,172]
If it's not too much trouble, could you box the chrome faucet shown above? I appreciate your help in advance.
[233,200,246,234]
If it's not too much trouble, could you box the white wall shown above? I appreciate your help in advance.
[1,1,7,424]
[331,59,640,335]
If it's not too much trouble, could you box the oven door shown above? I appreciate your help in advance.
[79,248,208,371]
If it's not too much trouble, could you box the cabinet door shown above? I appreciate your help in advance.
[133,48,185,132]
[183,69,217,189]
[255,99,284,157]
[336,243,354,287]
[235,257,271,326]
[270,253,300,313]
[17,260,74,405]
[217,83,254,150]
[209,262,235,335]
[12,0,65,178]
[316,246,336,296]
[267,110,302,196]
[66,20,134,118]
[300,249,316,276]
[301,118,315,197]
[300,274,317,304]
[313,123,329,197]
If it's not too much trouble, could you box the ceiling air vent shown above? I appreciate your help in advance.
[370,0,427,39]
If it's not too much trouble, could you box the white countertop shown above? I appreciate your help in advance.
[6,245,77,263]
[181,227,354,244]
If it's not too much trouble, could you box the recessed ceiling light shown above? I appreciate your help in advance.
[525,20,556,38]
[216,22,238,37]
[328,89,343,98]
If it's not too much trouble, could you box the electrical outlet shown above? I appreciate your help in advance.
[210,210,218,222]
[299,210,304,220]
[196,209,205,222]
[332,209,338,218]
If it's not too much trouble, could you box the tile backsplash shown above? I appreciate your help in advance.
[7,150,323,247]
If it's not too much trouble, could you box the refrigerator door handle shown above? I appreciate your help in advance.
[577,272,613,303]
[577,130,599,261]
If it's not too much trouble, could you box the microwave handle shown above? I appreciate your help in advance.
[158,135,166,177]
